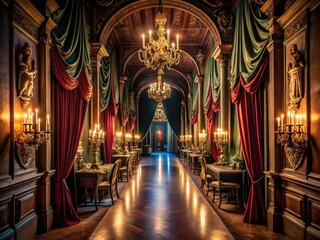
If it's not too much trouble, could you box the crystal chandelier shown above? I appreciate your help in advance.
[153,103,168,122]
[148,73,171,103]
[138,0,181,73]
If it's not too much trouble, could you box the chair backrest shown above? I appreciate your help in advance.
[109,159,121,186]
[199,156,207,181]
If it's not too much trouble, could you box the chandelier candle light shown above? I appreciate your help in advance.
[275,111,306,170]
[148,73,171,102]
[138,0,180,73]
[14,108,52,168]
[88,124,105,169]
[213,128,228,166]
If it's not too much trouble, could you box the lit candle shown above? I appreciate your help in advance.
[225,132,228,141]
[142,33,145,49]
[287,111,291,124]
[167,29,170,43]
[89,129,92,137]
[281,114,284,130]
[38,118,41,132]
[149,30,152,42]
[46,114,50,131]
[30,113,33,124]
[176,34,179,50]
[23,113,27,124]
[291,112,295,126]
[35,109,38,125]
[277,117,280,130]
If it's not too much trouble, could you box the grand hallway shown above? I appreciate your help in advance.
[89,153,233,240]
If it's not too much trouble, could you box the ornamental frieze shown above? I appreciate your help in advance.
[13,8,38,41]
[285,15,306,40]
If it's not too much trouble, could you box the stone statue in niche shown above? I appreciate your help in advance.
[17,42,37,109]
[288,44,304,112]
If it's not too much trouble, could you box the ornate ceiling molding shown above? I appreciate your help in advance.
[98,0,222,47]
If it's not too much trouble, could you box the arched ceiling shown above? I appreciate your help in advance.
[93,0,232,100]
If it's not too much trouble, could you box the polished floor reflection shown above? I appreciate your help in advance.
[90,152,233,240]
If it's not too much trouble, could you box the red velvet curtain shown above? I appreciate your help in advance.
[51,43,92,226]
[100,94,118,164]
[231,57,268,223]
[204,90,220,161]
[127,114,136,131]
[119,104,128,126]
[190,110,198,125]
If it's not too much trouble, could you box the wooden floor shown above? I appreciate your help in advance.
[90,152,234,240]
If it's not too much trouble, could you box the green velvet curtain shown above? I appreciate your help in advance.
[203,42,220,108]
[139,90,158,140]
[99,57,111,112]
[229,0,269,88]
[51,0,91,79]
[162,89,181,137]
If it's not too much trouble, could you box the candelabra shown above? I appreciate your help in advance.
[213,128,228,166]
[88,124,105,169]
[185,134,192,149]
[114,131,123,153]
[275,111,306,170]
[76,141,84,170]
[125,133,133,151]
[138,0,180,73]
[179,135,185,149]
[14,108,52,168]
[134,134,140,148]
[199,129,207,153]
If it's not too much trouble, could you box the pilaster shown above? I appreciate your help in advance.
[213,44,232,159]
[90,42,109,125]
[261,0,285,232]
[37,1,57,233]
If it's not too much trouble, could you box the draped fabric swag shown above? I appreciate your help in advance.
[162,88,182,137]
[190,77,199,124]
[50,0,92,226]
[139,90,158,140]
[100,56,118,164]
[203,42,220,160]
[229,0,269,223]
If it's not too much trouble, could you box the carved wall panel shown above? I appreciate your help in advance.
[309,3,320,178]
[307,198,320,239]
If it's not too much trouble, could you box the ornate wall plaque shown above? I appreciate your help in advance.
[287,44,304,112]
[17,42,37,109]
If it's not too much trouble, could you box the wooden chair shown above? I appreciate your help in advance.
[199,156,214,196]
[212,179,240,209]
[97,159,121,205]
[119,155,133,181]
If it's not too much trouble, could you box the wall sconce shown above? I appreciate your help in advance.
[88,124,105,169]
[214,128,228,166]
[14,108,51,168]
[275,111,306,170]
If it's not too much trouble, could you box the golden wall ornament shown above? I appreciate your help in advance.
[14,109,51,168]
[288,44,304,112]
[275,112,306,170]
[17,42,37,109]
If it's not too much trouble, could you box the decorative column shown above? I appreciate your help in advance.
[213,44,232,159]
[119,76,127,142]
[195,76,204,147]
[36,0,57,232]
[261,0,284,233]
[180,100,186,136]
[90,42,109,125]
[135,97,140,134]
